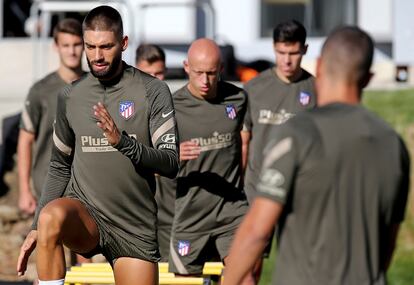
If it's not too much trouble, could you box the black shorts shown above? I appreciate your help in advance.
[168,227,236,275]
[157,225,172,262]
[66,192,160,265]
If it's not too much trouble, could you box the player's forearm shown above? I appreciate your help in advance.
[241,131,251,172]
[17,133,33,193]
[224,219,269,285]
[225,198,282,285]
[114,133,179,178]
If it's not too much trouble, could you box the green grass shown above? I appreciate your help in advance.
[259,89,414,285]
[363,89,414,137]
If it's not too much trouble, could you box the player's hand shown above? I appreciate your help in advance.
[93,102,121,145]
[17,230,37,276]
[18,190,37,215]
[180,141,201,161]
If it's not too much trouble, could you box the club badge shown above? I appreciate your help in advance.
[177,240,190,257]
[225,104,237,120]
[119,101,135,120]
[299,91,311,106]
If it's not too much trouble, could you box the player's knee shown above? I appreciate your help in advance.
[37,204,67,244]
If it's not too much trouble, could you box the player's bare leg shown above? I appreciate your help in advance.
[113,257,159,285]
[36,198,99,281]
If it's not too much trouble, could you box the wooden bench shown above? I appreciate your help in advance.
[64,262,224,285]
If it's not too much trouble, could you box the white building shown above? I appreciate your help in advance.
[0,0,412,122]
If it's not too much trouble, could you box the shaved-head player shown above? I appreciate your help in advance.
[161,38,252,283]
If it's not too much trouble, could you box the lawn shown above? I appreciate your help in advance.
[259,88,414,285]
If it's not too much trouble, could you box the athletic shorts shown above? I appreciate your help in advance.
[65,191,160,265]
[158,225,172,262]
[168,227,236,275]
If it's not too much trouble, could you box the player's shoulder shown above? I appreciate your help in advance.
[358,105,399,137]
[71,71,88,85]
[244,68,274,90]
[172,85,188,100]
[30,71,60,91]
[62,72,89,96]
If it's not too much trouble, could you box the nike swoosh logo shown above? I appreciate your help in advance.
[162,110,174,118]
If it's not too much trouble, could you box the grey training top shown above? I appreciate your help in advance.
[20,72,68,197]
[32,64,179,252]
[243,67,315,202]
[257,103,410,285]
[171,81,249,234]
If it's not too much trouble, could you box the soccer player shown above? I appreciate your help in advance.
[242,19,316,283]
[18,18,84,215]
[17,6,179,285]
[242,19,316,203]
[17,17,90,266]
[224,26,410,285]
[134,44,172,262]
[166,38,250,282]
[135,44,166,80]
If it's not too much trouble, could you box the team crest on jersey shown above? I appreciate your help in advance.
[298,92,311,106]
[177,240,190,256]
[225,104,237,120]
[119,101,135,120]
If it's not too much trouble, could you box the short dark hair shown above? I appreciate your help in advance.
[273,20,307,46]
[135,44,166,64]
[83,5,123,40]
[53,18,82,43]
[321,26,374,87]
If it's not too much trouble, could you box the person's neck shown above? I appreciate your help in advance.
[58,65,83,83]
[275,67,303,84]
[99,61,124,83]
[317,80,361,107]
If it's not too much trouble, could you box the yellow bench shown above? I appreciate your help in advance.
[76,262,224,275]
[64,262,224,285]
[64,275,207,285]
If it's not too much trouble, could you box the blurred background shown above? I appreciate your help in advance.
[0,0,413,284]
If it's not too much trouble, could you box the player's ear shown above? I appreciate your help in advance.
[183,59,190,74]
[302,44,308,55]
[121,36,128,51]
[360,71,374,89]
[316,57,322,78]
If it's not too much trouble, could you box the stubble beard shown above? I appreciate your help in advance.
[87,52,122,80]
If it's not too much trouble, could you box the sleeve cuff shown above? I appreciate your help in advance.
[113,131,130,150]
